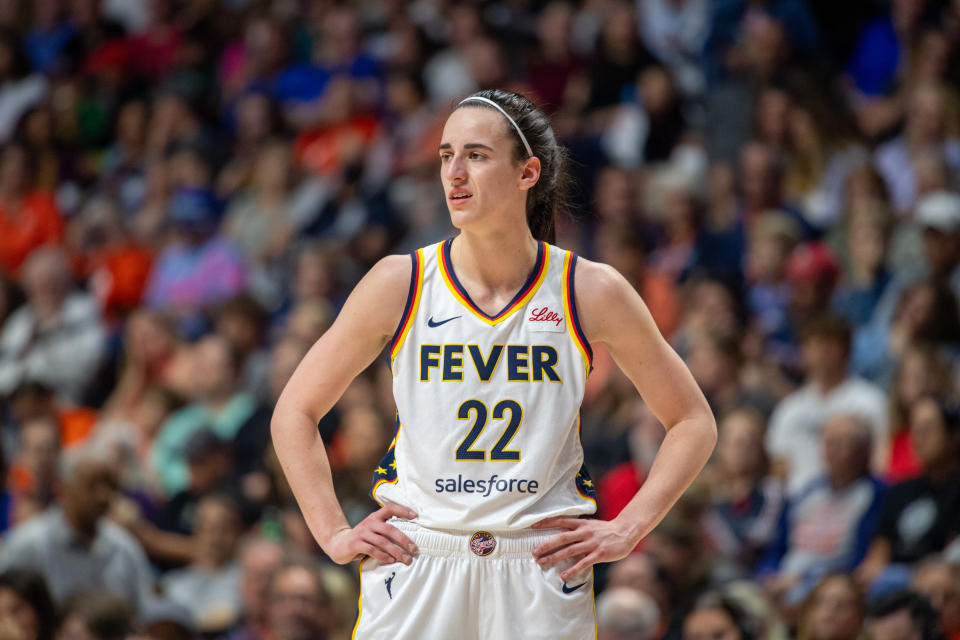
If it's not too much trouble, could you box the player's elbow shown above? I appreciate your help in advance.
[680,404,718,450]
[270,391,311,443]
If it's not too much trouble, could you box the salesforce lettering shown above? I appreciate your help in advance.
[434,474,539,495]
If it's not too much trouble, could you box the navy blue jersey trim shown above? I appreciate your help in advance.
[568,254,593,367]
[386,251,419,361]
[441,237,544,320]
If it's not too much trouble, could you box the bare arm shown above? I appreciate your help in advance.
[533,260,717,580]
[271,255,418,565]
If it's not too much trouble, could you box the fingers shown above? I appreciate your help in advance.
[560,555,596,583]
[370,519,418,557]
[531,516,581,530]
[532,531,581,559]
[357,541,398,566]
[355,526,413,565]
[379,502,418,521]
[536,541,592,569]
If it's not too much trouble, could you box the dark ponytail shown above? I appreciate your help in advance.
[455,89,570,244]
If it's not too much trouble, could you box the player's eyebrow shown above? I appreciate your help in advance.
[438,142,495,151]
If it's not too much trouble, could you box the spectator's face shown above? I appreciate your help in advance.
[806,577,862,640]
[19,418,60,488]
[907,85,945,144]
[20,250,69,314]
[740,144,777,207]
[914,564,960,618]
[217,313,259,354]
[0,587,38,640]
[821,417,869,485]
[801,335,846,379]
[847,211,886,274]
[687,337,734,396]
[639,66,675,116]
[599,3,636,54]
[57,614,97,640]
[537,2,572,54]
[62,461,118,531]
[253,145,290,193]
[293,253,332,302]
[914,30,949,81]
[116,101,146,146]
[868,609,922,640]
[717,412,763,479]
[241,542,283,623]
[236,94,272,143]
[23,109,53,147]
[338,407,387,471]
[606,553,659,598]
[896,350,936,410]
[0,146,28,193]
[267,567,329,640]
[683,608,741,640]
[594,167,632,222]
[686,282,737,335]
[788,107,819,154]
[194,500,241,568]
[757,89,790,146]
[747,233,789,282]
[125,311,177,366]
[269,339,308,401]
[921,227,960,274]
[191,337,237,400]
[909,398,953,467]
[896,283,937,330]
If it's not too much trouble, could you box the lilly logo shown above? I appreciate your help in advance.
[529,307,564,326]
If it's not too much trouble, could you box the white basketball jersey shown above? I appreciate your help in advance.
[372,239,597,531]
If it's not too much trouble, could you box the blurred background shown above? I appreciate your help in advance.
[0,0,958,638]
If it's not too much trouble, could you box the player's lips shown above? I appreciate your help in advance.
[449,189,472,204]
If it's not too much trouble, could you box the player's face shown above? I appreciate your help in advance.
[439,107,530,234]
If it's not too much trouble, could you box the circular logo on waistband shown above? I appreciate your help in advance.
[469,531,496,557]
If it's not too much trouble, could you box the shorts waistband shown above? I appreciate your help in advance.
[390,520,561,559]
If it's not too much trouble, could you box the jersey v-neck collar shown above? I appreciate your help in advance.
[437,237,549,326]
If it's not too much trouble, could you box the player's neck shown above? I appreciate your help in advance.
[452,229,540,292]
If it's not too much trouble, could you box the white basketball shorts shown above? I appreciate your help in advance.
[351,520,597,639]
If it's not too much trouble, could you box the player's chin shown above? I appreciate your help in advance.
[448,207,481,230]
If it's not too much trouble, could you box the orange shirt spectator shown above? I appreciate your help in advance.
[0,190,63,275]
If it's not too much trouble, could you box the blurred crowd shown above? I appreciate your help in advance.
[0,0,960,638]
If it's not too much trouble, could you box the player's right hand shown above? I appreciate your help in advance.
[325,502,419,566]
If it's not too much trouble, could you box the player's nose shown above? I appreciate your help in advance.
[444,153,467,183]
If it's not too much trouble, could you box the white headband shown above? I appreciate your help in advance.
[458,96,533,157]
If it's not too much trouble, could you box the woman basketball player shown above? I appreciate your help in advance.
[272,89,717,639]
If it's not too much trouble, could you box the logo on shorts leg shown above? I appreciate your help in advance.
[385,571,396,599]
[469,531,496,556]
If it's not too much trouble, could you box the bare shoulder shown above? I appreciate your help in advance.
[364,253,414,295]
[571,257,631,304]
[335,253,416,341]
[570,257,648,345]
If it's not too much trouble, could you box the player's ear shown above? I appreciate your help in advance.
[518,156,541,192]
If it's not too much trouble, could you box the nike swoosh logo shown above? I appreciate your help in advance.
[427,315,461,328]
[561,581,587,594]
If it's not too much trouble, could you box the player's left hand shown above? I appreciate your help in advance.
[530,516,638,582]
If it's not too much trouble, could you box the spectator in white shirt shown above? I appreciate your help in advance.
[0,247,106,405]
[766,314,888,495]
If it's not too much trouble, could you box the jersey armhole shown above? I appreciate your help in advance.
[387,249,424,366]
[562,252,594,376]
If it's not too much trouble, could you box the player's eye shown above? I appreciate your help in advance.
[440,153,452,162]
[469,152,485,160]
